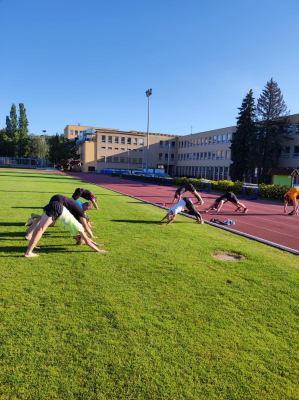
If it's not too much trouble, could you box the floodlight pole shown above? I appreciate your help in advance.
[145,89,152,173]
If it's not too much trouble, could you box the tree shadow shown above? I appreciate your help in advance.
[110,219,183,224]
[0,222,25,226]
[11,206,44,209]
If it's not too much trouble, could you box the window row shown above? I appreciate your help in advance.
[101,156,143,164]
[177,166,230,178]
[101,136,144,145]
[283,145,299,158]
[158,153,175,161]
[285,123,299,136]
[178,150,230,161]
[101,147,143,151]
[178,133,231,148]
[159,141,176,148]
[70,130,83,135]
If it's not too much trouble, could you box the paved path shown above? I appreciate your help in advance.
[65,172,299,255]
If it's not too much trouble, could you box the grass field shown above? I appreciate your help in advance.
[0,170,299,400]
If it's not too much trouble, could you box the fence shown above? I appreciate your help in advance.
[0,157,45,168]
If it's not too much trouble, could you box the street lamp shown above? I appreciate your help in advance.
[42,130,46,167]
[145,88,152,173]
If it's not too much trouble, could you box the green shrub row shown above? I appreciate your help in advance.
[172,177,291,201]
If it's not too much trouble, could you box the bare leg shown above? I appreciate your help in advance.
[25,214,53,257]
[31,213,41,219]
[25,217,42,239]
[193,190,204,204]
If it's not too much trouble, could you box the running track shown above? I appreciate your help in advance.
[65,172,299,255]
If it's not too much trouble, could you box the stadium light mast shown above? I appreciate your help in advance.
[145,89,152,173]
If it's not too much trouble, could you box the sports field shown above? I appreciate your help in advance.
[1,170,298,399]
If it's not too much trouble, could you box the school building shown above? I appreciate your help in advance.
[64,113,299,180]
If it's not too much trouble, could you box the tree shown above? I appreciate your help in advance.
[0,128,10,156]
[5,104,18,157]
[18,103,29,157]
[256,78,291,183]
[46,134,79,165]
[230,89,256,182]
[25,135,45,158]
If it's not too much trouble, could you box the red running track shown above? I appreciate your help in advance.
[65,172,299,254]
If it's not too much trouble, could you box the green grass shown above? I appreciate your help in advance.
[0,170,299,400]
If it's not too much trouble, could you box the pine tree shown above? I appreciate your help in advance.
[230,90,256,182]
[256,78,290,183]
[18,103,29,157]
[5,104,19,157]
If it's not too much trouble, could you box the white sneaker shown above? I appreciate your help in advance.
[200,200,204,205]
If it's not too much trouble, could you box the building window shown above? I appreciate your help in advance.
[107,156,112,162]
[108,147,112,150]
[120,157,125,163]
[284,146,290,157]
[202,166,205,175]
[121,137,125,144]
[208,151,211,159]
[101,146,105,149]
[190,140,193,147]
[217,134,221,144]
[204,152,207,159]
[205,137,208,145]
[286,123,293,135]
[213,135,216,144]
[200,152,203,160]
[165,141,169,148]
[101,135,106,143]
[171,141,176,148]
[211,167,214,176]
[75,130,78,135]
[121,148,125,151]
[184,154,186,160]
[133,138,137,145]
[114,156,119,162]
[165,153,168,161]
[293,146,299,158]
[222,134,226,143]
[212,151,216,160]
[138,158,142,164]
[159,153,163,160]
[127,138,131,145]
[186,141,189,147]
[108,136,112,143]
[132,158,137,164]
[139,138,144,145]
[193,153,196,160]
[171,154,174,161]
[196,153,199,160]
[201,138,204,146]
[227,133,231,142]
[296,123,299,135]
[159,141,163,148]
[209,136,212,145]
[178,142,181,148]
[115,136,119,144]
[70,130,73,135]
[115,147,119,150]
[221,150,225,159]
[216,150,220,160]
[186,153,189,160]
[226,150,230,159]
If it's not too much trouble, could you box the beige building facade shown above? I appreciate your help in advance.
[64,113,299,179]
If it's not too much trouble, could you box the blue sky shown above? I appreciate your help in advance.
[1,0,299,137]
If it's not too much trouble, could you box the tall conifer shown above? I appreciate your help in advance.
[5,104,19,156]
[256,78,290,183]
[230,90,256,182]
[18,103,29,157]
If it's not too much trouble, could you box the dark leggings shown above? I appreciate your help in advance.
[183,197,202,219]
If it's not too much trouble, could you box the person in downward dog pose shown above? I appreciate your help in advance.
[283,187,299,215]
[24,201,108,258]
[161,197,204,225]
[205,192,248,215]
[72,188,100,210]
[171,182,204,205]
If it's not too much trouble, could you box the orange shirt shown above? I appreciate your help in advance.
[285,187,299,201]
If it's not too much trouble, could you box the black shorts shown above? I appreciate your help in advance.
[217,192,238,204]
[72,188,83,200]
[183,197,202,219]
[43,201,63,221]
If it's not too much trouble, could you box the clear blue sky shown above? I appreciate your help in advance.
[1,0,299,137]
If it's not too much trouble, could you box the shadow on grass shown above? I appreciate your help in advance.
[0,222,26,226]
[110,219,183,224]
[11,206,44,209]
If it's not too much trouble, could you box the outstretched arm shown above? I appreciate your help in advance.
[79,231,108,252]
[91,198,100,210]
[164,215,176,225]
[205,201,216,212]
[161,213,169,222]
[214,200,224,214]
[81,217,98,238]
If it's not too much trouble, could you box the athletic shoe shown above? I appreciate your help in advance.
[200,200,204,205]
[243,208,248,213]
[288,211,295,215]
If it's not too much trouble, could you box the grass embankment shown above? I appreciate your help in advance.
[0,170,298,399]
